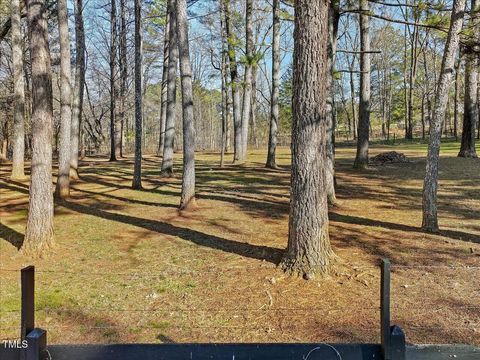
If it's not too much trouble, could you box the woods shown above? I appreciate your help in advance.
[0,1,478,267]
[0,0,480,349]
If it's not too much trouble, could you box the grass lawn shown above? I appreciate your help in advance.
[1,142,479,345]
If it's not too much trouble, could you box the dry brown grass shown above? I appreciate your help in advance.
[0,143,479,345]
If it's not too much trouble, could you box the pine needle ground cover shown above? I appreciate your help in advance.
[1,143,479,344]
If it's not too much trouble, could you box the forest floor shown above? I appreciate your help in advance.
[1,142,479,345]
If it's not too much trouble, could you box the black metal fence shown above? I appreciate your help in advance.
[0,260,479,360]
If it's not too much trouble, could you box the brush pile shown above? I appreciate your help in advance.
[371,151,409,165]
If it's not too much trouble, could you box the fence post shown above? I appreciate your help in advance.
[21,266,35,341]
[389,325,406,360]
[381,258,391,360]
[25,329,47,360]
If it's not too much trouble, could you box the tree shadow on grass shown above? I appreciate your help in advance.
[47,307,121,343]
[0,180,29,194]
[70,186,178,210]
[329,212,480,244]
[77,174,290,220]
[0,222,24,249]
[57,199,283,264]
[156,334,175,343]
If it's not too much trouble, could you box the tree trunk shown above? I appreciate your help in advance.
[349,58,357,140]
[281,0,334,278]
[422,0,467,232]
[158,11,170,156]
[70,0,85,180]
[240,0,254,161]
[109,0,118,161]
[224,0,242,162]
[23,0,55,255]
[387,69,393,141]
[421,41,430,140]
[161,0,178,177]
[458,0,479,157]
[220,50,227,167]
[406,11,420,140]
[250,64,258,148]
[176,0,196,210]
[226,86,231,152]
[11,0,25,179]
[477,71,480,140]
[325,0,340,204]
[266,0,280,169]
[453,60,460,141]
[403,24,409,139]
[220,3,229,166]
[119,0,127,158]
[132,0,143,189]
[54,0,72,199]
[354,0,371,168]
[381,68,387,139]
[421,93,426,140]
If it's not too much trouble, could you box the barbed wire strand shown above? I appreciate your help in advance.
[1,303,480,314]
[2,263,480,276]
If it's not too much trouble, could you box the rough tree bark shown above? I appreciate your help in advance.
[458,0,479,157]
[158,11,170,156]
[70,0,85,180]
[224,0,242,162]
[11,0,25,179]
[240,0,254,161]
[176,0,196,209]
[478,72,480,140]
[354,0,371,168]
[422,0,467,232]
[54,0,72,199]
[22,0,55,255]
[281,0,334,278]
[132,0,143,189]
[325,0,340,204]
[266,0,280,169]
[161,0,178,177]
[109,0,118,161]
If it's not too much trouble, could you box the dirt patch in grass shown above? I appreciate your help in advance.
[1,143,479,345]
